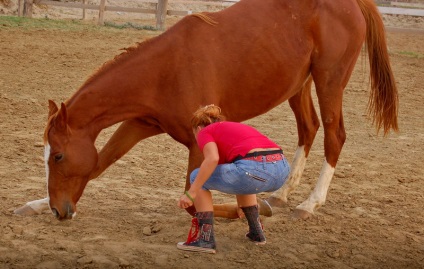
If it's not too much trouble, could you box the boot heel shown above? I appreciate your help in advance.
[245,231,267,245]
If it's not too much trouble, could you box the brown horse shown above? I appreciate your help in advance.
[15,0,397,220]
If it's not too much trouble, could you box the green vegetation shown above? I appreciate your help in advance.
[104,21,156,31]
[0,15,157,32]
[0,15,89,30]
[398,50,424,58]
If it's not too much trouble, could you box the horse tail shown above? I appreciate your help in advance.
[356,0,399,135]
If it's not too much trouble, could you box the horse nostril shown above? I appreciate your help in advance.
[66,204,74,219]
[51,208,60,219]
[51,204,74,220]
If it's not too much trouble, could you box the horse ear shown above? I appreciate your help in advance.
[53,102,68,132]
[48,100,59,119]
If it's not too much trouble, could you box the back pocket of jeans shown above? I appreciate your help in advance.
[245,172,267,182]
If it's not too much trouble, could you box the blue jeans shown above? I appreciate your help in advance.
[190,157,290,195]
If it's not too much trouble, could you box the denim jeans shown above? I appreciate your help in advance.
[190,157,290,195]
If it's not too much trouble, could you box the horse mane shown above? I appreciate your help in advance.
[77,13,217,94]
[80,39,152,89]
[191,12,218,26]
[44,12,217,144]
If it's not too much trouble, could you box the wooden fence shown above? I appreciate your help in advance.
[17,0,238,30]
[376,1,424,16]
[17,0,424,30]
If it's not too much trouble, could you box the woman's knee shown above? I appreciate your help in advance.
[189,168,200,185]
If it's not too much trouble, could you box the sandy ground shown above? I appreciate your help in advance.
[0,2,424,269]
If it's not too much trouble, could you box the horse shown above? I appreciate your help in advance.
[14,0,398,220]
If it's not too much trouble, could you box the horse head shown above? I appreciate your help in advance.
[44,100,98,220]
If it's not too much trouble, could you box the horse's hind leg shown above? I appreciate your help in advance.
[268,76,320,208]
[292,84,346,219]
[292,46,360,219]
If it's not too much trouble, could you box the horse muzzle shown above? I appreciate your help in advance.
[51,203,76,220]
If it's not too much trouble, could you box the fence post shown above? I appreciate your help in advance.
[98,0,106,25]
[156,0,169,30]
[83,0,86,20]
[18,0,23,16]
[23,0,34,17]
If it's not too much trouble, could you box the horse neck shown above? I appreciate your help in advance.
[64,41,164,138]
[64,88,135,139]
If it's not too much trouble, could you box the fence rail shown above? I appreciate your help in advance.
[390,2,424,9]
[17,0,424,30]
[18,0,240,29]
[378,6,424,16]
[19,0,191,29]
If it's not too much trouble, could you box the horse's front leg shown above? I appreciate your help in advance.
[89,119,163,180]
[268,77,320,209]
[14,119,163,216]
[14,197,50,215]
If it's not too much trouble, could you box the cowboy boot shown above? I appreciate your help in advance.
[177,211,216,254]
[241,205,266,245]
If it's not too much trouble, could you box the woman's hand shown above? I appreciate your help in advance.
[177,142,218,210]
[177,190,195,209]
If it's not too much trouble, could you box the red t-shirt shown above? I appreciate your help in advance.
[196,121,280,164]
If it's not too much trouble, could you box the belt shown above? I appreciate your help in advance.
[233,149,284,162]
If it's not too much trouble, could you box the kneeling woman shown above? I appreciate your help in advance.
[177,105,290,254]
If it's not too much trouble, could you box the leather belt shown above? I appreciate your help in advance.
[241,153,284,162]
[233,149,284,162]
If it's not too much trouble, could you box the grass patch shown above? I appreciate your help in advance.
[0,15,157,32]
[398,51,424,58]
[0,15,97,31]
[104,21,157,31]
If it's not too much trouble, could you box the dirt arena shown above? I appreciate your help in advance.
[0,5,423,269]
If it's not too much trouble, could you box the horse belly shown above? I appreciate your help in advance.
[214,37,312,121]
[210,1,314,120]
[162,0,315,125]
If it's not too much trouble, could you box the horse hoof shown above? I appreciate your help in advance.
[266,196,287,208]
[257,198,273,217]
[13,205,38,216]
[291,208,313,220]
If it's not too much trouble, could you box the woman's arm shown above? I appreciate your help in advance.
[188,142,219,196]
[177,142,219,209]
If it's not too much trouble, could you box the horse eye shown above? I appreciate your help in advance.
[54,154,64,162]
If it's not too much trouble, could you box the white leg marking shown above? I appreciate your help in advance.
[16,144,51,215]
[296,160,335,214]
[26,197,50,214]
[270,146,307,202]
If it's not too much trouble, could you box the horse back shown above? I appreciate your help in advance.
[163,0,362,117]
[161,0,319,120]
[124,0,366,144]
